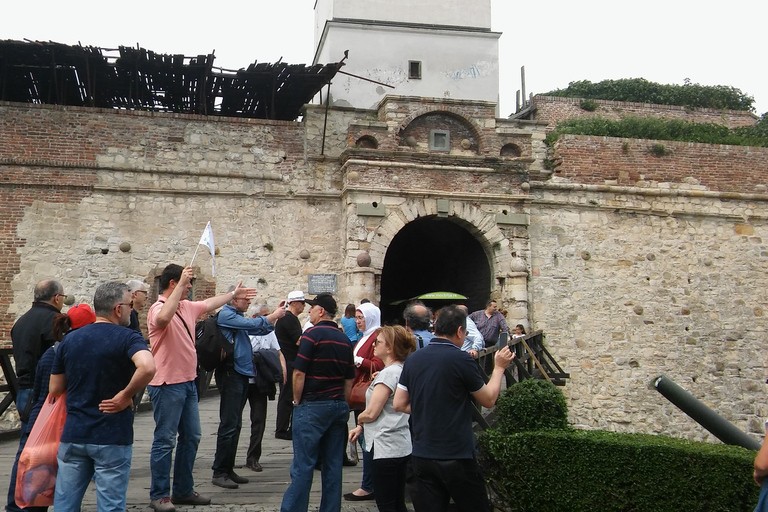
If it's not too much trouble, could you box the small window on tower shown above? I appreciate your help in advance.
[408,60,422,80]
[429,130,450,152]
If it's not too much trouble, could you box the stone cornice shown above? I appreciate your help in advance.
[531,180,768,202]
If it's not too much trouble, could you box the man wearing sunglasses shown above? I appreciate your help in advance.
[11,279,66,431]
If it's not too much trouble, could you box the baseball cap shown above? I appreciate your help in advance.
[67,303,96,329]
[305,293,337,316]
[286,290,306,303]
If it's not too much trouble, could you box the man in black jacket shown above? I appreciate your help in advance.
[11,279,65,430]
[274,290,305,440]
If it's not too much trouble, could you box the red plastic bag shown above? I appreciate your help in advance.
[15,392,67,508]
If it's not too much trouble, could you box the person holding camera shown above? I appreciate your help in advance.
[394,305,514,512]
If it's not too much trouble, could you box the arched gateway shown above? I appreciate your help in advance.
[346,198,527,326]
[379,216,490,323]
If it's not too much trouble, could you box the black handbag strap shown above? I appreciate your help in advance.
[157,299,195,343]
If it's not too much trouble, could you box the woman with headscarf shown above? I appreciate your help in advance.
[343,302,384,502]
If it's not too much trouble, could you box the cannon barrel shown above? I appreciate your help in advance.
[652,375,760,451]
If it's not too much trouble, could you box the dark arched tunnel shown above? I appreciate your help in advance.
[379,216,491,323]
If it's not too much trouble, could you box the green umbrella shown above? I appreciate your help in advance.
[390,291,468,306]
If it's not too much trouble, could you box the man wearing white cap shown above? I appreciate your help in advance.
[274,290,305,440]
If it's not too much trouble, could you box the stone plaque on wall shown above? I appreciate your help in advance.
[308,274,338,295]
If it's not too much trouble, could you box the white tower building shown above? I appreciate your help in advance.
[313,0,501,113]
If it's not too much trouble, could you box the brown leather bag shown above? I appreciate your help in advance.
[347,370,372,411]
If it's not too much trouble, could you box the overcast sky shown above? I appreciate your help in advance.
[2,0,765,117]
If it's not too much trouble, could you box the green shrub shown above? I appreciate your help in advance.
[494,379,569,434]
[479,429,759,512]
[649,143,667,157]
[544,78,754,112]
[579,98,598,112]
[545,115,768,148]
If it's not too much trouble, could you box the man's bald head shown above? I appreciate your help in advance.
[34,280,64,311]
[404,301,431,331]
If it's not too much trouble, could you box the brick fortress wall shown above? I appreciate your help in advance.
[550,134,768,194]
[2,96,767,443]
[530,95,758,131]
[528,99,768,440]
[0,101,342,347]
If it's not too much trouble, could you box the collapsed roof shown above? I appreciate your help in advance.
[0,39,343,121]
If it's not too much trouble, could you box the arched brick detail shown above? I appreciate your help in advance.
[365,199,513,279]
[396,107,487,154]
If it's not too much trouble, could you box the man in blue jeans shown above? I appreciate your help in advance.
[7,279,65,512]
[146,264,257,512]
[49,282,155,512]
[211,289,285,489]
[280,293,355,512]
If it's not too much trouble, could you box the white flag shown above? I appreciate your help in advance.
[198,221,216,276]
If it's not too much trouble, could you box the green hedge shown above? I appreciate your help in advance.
[544,115,768,148]
[543,78,754,112]
[480,381,760,511]
[479,429,760,512]
[494,378,568,434]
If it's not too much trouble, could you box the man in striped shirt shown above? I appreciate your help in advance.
[469,299,510,348]
[280,293,355,512]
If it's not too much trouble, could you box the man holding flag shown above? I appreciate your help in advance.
[147,224,258,512]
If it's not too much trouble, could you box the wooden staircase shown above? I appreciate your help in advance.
[473,330,569,430]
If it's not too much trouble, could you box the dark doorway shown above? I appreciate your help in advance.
[379,216,491,323]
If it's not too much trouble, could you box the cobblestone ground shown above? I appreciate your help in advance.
[0,392,386,512]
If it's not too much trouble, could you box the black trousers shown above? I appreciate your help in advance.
[371,450,410,512]
[275,359,294,433]
[411,456,490,512]
[212,366,249,477]
[246,384,268,463]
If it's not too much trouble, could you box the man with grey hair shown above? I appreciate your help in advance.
[7,279,65,512]
[212,288,286,489]
[49,281,155,512]
[245,303,287,472]
[126,279,149,334]
[403,301,434,350]
[11,279,66,430]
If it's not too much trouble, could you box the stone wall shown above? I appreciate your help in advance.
[530,95,758,131]
[0,101,349,345]
[528,184,768,440]
[532,125,768,439]
[2,96,768,444]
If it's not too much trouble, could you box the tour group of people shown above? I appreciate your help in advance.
[8,269,518,512]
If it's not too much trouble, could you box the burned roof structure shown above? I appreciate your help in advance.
[0,39,343,121]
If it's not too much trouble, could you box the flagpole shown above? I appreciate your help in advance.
[189,244,201,267]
